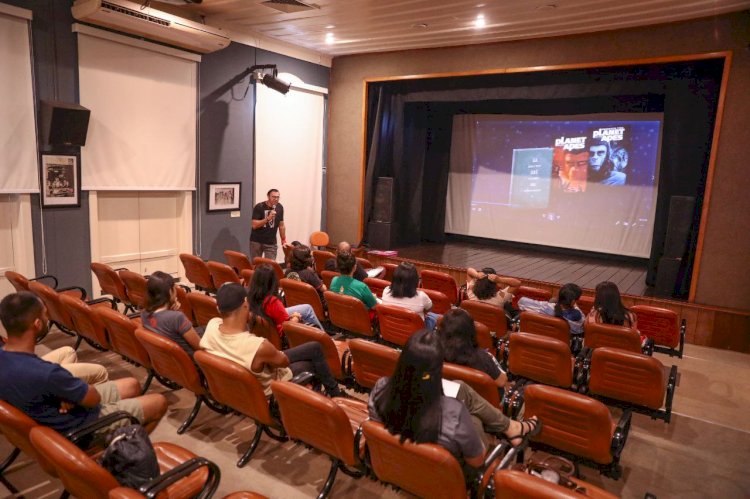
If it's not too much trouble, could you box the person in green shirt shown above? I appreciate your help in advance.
[330,252,378,311]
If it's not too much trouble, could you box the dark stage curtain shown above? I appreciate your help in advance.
[362,59,724,298]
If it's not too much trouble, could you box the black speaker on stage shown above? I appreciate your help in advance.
[662,196,696,258]
[373,177,394,223]
[368,221,397,250]
[655,257,682,295]
[40,100,91,147]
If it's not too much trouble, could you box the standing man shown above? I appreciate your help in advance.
[250,188,286,261]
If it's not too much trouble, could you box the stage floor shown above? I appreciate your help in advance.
[394,241,652,297]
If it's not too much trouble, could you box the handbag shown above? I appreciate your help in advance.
[99,424,160,489]
[511,455,589,494]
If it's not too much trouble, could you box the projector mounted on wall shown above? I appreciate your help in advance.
[72,0,229,54]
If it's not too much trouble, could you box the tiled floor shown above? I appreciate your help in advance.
[1,329,748,498]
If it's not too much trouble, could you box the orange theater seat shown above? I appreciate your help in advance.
[381,263,398,282]
[4,270,61,294]
[179,254,216,294]
[60,294,113,351]
[508,332,575,388]
[584,322,645,354]
[224,249,253,275]
[252,257,285,281]
[364,277,390,298]
[312,250,336,275]
[524,384,631,479]
[519,311,571,345]
[375,303,424,346]
[28,281,79,336]
[185,293,219,328]
[347,339,399,391]
[240,268,255,287]
[207,260,241,288]
[577,295,595,316]
[493,469,618,499]
[442,362,501,408]
[284,322,349,381]
[461,300,508,337]
[91,262,135,312]
[271,381,368,497]
[630,305,686,358]
[309,230,330,249]
[280,278,326,322]
[321,270,340,289]
[420,269,459,304]
[324,291,376,338]
[118,270,148,310]
[419,287,451,315]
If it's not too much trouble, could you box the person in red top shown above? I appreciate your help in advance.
[247,264,324,337]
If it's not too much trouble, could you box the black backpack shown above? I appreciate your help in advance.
[99,424,160,489]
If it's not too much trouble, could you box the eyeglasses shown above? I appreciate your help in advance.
[270,195,280,199]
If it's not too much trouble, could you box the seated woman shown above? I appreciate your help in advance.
[465,267,521,309]
[586,281,646,344]
[248,264,324,338]
[330,252,378,319]
[286,245,327,304]
[518,283,584,335]
[439,309,507,388]
[381,262,439,330]
[141,271,202,357]
[368,329,538,482]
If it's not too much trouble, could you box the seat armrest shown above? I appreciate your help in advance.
[87,296,117,309]
[58,285,88,300]
[679,319,686,358]
[178,284,192,293]
[353,422,365,466]
[642,338,655,356]
[341,348,351,379]
[665,365,678,422]
[473,441,513,497]
[64,410,140,445]
[29,274,59,289]
[611,410,632,459]
[573,348,591,393]
[138,457,221,499]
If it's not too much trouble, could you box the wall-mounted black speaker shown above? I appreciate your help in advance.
[373,177,394,223]
[368,221,397,250]
[40,100,91,147]
[655,256,682,296]
[663,196,696,258]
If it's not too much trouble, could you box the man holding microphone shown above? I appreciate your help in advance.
[250,188,286,260]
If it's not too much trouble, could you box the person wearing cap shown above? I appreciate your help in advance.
[465,267,521,308]
[199,283,345,398]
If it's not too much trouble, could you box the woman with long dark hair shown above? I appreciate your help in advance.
[518,283,584,335]
[248,264,324,337]
[587,281,637,328]
[439,309,507,388]
[141,271,202,357]
[382,262,439,330]
[287,245,327,300]
[368,329,538,479]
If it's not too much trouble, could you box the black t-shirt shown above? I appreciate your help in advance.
[250,202,284,244]
[448,349,502,380]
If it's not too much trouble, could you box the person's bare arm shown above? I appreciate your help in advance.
[250,339,290,372]
[184,329,202,351]
[467,267,484,280]
[252,214,272,229]
[279,221,286,244]
[490,275,521,293]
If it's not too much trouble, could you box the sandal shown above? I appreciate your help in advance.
[506,417,542,447]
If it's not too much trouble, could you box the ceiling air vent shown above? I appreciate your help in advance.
[261,0,320,14]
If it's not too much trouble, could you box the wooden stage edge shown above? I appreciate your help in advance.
[366,253,750,354]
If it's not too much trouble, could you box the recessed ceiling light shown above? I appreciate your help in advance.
[325,24,335,29]
[325,32,335,44]
[474,14,486,29]
[536,3,557,10]
[476,3,485,7]
[411,22,429,29]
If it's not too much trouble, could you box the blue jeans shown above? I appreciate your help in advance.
[424,312,440,331]
[286,304,324,330]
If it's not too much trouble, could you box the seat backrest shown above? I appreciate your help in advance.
[324,291,375,337]
[279,278,325,321]
[206,260,241,288]
[508,333,573,387]
[577,295,594,316]
[60,294,111,349]
[362,420,467,498]
[90,262,129,303]
[185,293,219,327]
[584,322,642,353]
[309,231,330,248]
[4,270,30,292]
[250,314,282,350]
[355,257,373,271]
[118,270,148,309]
[589,347,666,409]
[175,286,194,326]
[420,270,458,304]
[95,307,151,368]
[28,281,75,330]
[524,384,615,465]
[284,322,344,379]
[252,258,285,280]
[375,304,424,346]
[630,305,680,348]
[312,250,336,275]
[382,263,398,282]
[271,381,358,466]
[134,327,205,395]
[0,401,52,475]
[442,362,501,407]
[473,321,497,357]
[364,277,389,298]
[240,269,255,287]
[320,270,340,290]
[224,250,253,274]
[519,311,570,344]
[29,425,120,498]
[419,288,451,315]
[460,300,507,335]
[179,253,216,292]
[512,286,553,309]
[348,339,399,389]
[494,469,613,499]
[193,350,274,427]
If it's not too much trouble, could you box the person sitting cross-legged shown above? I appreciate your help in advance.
[199,283,345,398]
[0,292,167,435]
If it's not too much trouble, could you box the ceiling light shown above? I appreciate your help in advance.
[411,22,429,29]
[536,3,557,10]
[474,14,486,29]
[325,25,335,29]
[325,32,335,44]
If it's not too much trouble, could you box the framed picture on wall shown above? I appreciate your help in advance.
[207,182,241,212]
[41,154,80,208]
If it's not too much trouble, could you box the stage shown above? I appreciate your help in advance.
[390,240,653,297]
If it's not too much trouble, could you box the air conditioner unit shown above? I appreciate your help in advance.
[72,0,230,54]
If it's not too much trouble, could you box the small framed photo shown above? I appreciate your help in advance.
[41,154,80,208]
[207,182,241,212]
